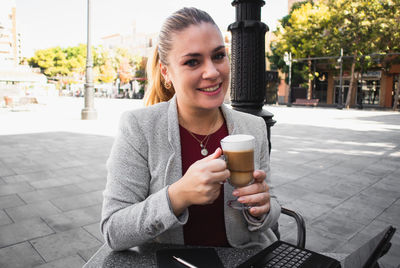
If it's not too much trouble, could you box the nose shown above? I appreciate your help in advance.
[202,59,219,80]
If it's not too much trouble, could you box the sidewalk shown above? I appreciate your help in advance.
[0,97,399,267]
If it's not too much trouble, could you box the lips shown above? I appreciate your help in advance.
[197,83,221,93]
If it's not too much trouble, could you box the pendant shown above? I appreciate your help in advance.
[201,148,208,156]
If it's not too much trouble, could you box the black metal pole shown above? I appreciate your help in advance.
[228,0,275,153]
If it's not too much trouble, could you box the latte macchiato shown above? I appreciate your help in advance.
[220,135,255,188]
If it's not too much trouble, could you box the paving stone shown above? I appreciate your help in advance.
[362,185,400,200]
[311,212,365,240]
[83,222,104,243]
[30,228,103,262]
[2,174,30,184]
[76,179,106,192]
[18,184,85,203]
[343,172,383,188]
[50,190,103,212]
[12,170,57,183]
[300,192,345,209]
[284,199,332,222]
[0,209,12,226]
[78,245,103,262]
[5,201,61,222]
[0,242,45,268]
[378,203,400,224]
[43,205,102,232]
[288,175,337,193]
[331,200,386,225]
[34,255,86,268]
[0,165,15,177]
[0,182,34,196]
[304,227,344,253]
[274,183,313,205]
[317,181,364,200]
[29,175,86,190]
[0,217,54,247]
[0,194,25,209]
[347,192,398,209]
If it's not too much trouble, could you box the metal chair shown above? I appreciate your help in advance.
[272,207,306,249]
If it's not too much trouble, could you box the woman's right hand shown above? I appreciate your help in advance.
[168,148,229,216]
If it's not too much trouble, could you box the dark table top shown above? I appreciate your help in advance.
[83,243,260,268]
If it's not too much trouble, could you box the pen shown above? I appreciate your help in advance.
[172,255,198,268]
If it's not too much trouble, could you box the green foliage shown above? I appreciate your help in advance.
[28,43,148,87]
[270,0,400,89]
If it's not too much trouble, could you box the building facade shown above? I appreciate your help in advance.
[0,0,21,66]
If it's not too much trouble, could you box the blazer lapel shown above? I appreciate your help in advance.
[164,96,185,244]
[165,95,183,185]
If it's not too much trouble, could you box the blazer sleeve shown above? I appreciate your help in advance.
[100,111,188,251]
[242,117,281,232]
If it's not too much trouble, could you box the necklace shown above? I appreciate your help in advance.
[187,131,212,156]
[185,113,219,156]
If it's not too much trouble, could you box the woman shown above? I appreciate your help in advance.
[101,7,280,251]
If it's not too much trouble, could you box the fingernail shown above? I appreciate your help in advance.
[232,190,239,196]
[238,197,244,202]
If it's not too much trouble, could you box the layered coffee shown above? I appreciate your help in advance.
[220,135,255,188]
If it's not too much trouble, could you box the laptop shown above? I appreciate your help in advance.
[236,226,396,268]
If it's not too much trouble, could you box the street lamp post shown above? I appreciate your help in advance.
[284,52,292,106]
[81,0,97,120]
[337,48,344,110]
[228,0,275,153]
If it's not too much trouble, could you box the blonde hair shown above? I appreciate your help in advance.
[144,7,217,106]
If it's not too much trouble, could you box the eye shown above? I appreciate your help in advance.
[184,59,199,67]
[213,52,226,60]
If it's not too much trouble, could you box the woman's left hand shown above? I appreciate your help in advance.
[232,170,270,218]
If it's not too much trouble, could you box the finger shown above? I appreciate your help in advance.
[209,169,230,184]
[233,181,269,197]
[249,203,271,218]
[253,170,266,182]
[238,192,269,205]
[207,158,227,172]
[199,147,222,162]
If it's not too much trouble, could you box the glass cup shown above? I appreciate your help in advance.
[220,134,255,209]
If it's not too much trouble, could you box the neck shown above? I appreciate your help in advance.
[178,106,223,135]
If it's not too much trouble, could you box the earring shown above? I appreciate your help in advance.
[164,80,172,89]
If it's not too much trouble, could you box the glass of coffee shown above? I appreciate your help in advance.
[220,134,255,209]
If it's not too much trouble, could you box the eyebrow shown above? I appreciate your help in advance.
[182,45,226,58]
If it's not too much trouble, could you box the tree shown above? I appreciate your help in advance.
[328,0,388,108]
[64,44,86,79]
[118,58,133,84]
[29,47,69,78]
[98,59,117,83]
[271,0,400,107]
[271,1,333,97]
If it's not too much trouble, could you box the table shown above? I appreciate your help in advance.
[83,243,260,267]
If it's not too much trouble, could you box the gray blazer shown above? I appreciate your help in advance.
[101,96,280,251]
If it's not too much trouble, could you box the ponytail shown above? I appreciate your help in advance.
[144,44,175,106]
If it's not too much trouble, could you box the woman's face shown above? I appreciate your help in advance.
[161,22,230,113]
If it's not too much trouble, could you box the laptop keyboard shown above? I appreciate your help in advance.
[261,243,312,268]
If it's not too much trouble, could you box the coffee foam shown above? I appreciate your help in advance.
[221,134,255,152]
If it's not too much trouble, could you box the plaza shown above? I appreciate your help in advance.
[0,97,399,267]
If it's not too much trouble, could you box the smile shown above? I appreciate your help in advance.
[197,84,221,92]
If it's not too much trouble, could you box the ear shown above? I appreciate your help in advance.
[160,62,169,81]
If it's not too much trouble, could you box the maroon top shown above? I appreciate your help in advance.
[179,121,230,247]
